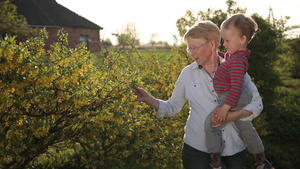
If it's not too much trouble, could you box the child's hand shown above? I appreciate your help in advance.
[212,104,231,122]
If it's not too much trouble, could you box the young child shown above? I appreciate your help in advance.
[204,14,274,169]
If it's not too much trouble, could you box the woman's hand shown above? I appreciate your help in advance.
[134,86,151,102]
[133,86,159,110]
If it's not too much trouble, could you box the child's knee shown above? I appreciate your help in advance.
[204,113,214,130]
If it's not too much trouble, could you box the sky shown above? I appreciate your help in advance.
[56,0,300,45]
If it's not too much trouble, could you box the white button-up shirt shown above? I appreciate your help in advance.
[156,60,263,156]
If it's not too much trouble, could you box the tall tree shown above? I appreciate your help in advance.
[116,22,140,46]
[0,0,33,39]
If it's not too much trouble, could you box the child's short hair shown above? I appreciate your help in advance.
[221,13,258,43]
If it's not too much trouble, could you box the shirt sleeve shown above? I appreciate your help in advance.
[156,72,187,117]
[239,73,263,121]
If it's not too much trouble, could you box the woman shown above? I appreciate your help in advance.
[134,21,263,169]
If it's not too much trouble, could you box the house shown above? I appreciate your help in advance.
[11,0,103,52]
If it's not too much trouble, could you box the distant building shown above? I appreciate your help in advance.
[11,0,103,52]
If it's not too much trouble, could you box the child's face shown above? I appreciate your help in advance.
[220,25,246,54]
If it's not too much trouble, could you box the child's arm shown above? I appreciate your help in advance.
[223,53,248,109]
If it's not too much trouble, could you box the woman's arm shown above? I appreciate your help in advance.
[212,109,253,127]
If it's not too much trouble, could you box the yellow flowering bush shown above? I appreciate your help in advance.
[0,30,190,168]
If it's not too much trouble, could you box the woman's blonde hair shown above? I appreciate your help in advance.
[184,21,221,45]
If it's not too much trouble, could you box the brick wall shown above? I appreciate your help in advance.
[45,27,101,52]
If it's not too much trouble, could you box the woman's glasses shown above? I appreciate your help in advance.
[186,41,210,53]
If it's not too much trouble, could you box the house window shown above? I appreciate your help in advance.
[79,35,89,50]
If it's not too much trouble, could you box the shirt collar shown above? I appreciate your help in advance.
[191,62,199,70]
[191,56,223,70]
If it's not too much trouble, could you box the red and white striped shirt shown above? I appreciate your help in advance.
[213,49,250,107]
